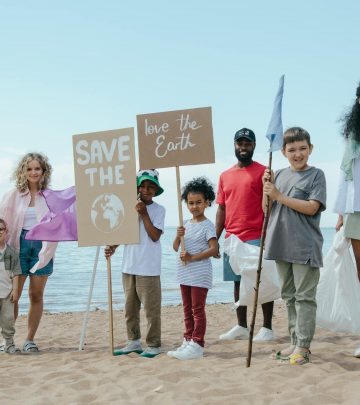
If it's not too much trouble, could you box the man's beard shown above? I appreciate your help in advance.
[235,149,254,164]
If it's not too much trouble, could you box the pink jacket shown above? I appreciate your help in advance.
[0,188,57,273]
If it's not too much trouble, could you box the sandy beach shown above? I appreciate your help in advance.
[1,301,360,405]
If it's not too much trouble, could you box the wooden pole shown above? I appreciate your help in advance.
[246,151,273,368]
[79,246,100,351]
[175,166,185,251]
[106,256,114,356]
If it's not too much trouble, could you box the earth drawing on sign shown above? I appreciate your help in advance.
[91,193,125,233]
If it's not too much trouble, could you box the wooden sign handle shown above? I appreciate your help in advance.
[175,166,185,252]
[106,256,114,356]
[246,151,273,367]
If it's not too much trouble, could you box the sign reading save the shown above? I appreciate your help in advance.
[72,128,139,247]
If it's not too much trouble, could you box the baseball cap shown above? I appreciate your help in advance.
[234,128,256,142]
[136,169,164,196]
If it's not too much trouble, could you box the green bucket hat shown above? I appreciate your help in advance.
[136,169,164,196]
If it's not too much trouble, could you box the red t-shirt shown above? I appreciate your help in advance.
[216,161,265,241]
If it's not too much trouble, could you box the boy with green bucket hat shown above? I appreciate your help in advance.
[105,169,165,358]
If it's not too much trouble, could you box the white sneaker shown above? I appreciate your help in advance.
[219,325,249,340]
[140,346,161,358]
[167,339,190,358]
[173,340,204,360]
[354,346,360,358]
[117,339,143,354]
[253,327,274,342]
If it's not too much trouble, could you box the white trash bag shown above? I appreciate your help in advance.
[316,228,360,334]
[223,234,281,306]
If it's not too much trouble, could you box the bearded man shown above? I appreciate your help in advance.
[216,128,274,342]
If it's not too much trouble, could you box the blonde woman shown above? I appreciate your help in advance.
[0,153,57,352]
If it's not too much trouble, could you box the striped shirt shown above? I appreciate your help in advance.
[177,218,216,289]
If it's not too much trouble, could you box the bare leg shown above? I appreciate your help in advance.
[27,276,48,341]
[235,283,274,329]
[14,275,27,320]
[234,281,247,328]
[351,238,360,282]
[261,301,274,330]
[351,239,360,358]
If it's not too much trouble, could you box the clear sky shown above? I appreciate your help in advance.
[1,0,359,227]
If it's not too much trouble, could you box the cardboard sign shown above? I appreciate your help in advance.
[72,128,139,247]
[137,107,214,169]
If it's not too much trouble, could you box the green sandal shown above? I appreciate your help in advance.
[289,351,310,365]
[270,345,296,361]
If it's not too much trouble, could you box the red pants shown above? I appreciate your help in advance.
[180,285,208,347]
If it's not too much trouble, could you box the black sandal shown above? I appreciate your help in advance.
[23,340,39,353]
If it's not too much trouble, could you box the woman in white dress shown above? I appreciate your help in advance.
[335,83,360,358]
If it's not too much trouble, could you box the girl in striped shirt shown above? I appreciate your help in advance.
[168,177,218,360]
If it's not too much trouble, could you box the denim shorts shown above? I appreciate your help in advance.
[19,229,53,276]
[223,239,261,282]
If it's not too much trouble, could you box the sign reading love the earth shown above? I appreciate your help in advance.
[72,128,139,247]
[136,107,214,169]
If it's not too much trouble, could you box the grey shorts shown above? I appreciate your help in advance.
[343,212,360,240]
[223,239,261,282]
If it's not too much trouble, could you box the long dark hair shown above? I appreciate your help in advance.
[341,83,360,142]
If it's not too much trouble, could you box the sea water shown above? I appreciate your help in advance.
[18,227,336,314]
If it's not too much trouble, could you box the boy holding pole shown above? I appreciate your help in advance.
[105,169,165,358]
[263,127,326,365]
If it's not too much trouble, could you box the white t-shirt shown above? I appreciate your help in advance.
[122,201,165,276]
[23,207,38,230]
[0,246,12,298]
[176,218,216,289]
